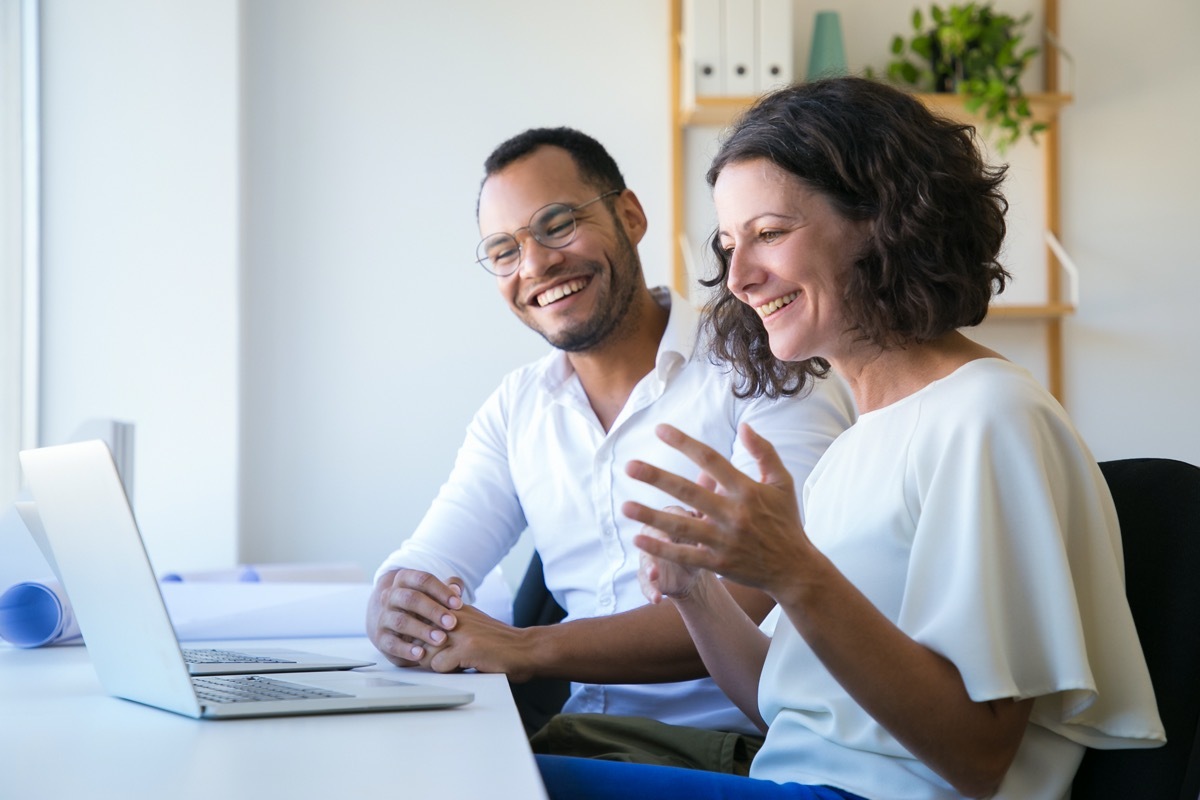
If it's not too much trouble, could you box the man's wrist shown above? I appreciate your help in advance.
[500,623,544,683]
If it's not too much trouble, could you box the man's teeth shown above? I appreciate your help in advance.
[757,291,800,317]
[537,278,589,307]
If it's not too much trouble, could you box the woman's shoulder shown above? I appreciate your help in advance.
[909,358,1076,455]
[926,358,1058,416]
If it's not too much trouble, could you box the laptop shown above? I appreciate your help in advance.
[18,440,473,719]
[14,498,375,674]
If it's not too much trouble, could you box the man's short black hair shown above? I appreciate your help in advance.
[478,127,626,217]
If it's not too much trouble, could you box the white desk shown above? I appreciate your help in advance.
[0,636,548,800]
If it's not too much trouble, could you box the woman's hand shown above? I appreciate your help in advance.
[626,423,813,599]
[637,506,708,604]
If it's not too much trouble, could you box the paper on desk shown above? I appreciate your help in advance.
[0,579,372,648]
[159,562,367,584]
[165,582,372,640]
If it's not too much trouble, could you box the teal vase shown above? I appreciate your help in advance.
[806,11,848,80]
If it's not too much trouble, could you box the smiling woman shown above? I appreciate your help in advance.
[0,0,40,509]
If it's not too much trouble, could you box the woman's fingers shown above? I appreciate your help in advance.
[625,459,726,519]
[634,532,718,572]
[739,423,796,491]
[623,500,720,548]
[654,424,752,491]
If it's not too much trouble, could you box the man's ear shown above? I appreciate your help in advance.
[613,189,648,246]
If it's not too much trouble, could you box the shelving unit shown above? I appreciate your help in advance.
[668,0,1074,400]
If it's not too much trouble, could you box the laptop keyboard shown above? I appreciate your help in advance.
[182,648,295,665]
[192,675,353,704]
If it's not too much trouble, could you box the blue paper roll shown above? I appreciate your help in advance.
[0,581,69,648]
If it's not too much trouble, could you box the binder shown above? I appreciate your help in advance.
[723,0,757,96]
[686,0,724,97]
[755,0,793,92]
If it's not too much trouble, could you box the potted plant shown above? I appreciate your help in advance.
[886,3,1045,150]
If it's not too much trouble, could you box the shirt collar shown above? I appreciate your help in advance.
[541,285,699,393]
[652,285,698,382]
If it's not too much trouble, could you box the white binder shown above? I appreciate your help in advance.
[723,0,757,96]
[686,0,724,97]
[755,0,793,92]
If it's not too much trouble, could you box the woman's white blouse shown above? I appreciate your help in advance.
[751,359,1165,800]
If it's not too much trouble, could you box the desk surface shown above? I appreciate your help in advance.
[0,636,547,800]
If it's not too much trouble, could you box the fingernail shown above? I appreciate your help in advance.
[441,614,456,628]
[430,630,446,644]
[410,645,424,658]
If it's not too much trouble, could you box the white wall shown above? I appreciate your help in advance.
[33,0,1199,578]
[1058,0,1200,462]
[39,0,240,572]
[237,1,671,575]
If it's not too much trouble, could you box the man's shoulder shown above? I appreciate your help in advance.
[489,349,572,403]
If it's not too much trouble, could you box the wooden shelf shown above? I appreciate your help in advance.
[682,91,1073,129]
[915,91,1073,126]
[989,303,1076,320]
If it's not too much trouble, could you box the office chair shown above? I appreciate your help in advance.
[509,551,569,736]
[1071,458,1200,800]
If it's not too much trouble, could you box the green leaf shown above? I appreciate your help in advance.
[889,1,1043,148]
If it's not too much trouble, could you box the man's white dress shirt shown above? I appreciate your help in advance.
[377,287,856,733]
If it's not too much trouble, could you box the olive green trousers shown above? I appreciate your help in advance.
[530,713,764,776]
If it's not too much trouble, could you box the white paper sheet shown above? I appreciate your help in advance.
[159,563,367,584]
[0,578,372,648]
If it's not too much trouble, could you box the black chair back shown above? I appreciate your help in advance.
[509,551,569,736]
[1072,458,1200,800]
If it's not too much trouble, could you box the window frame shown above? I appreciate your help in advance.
[0,0,40,508]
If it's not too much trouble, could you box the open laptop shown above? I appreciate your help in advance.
[18,440,473,719]
[13,497,373,674]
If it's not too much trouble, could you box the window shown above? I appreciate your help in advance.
[0,0,38,508]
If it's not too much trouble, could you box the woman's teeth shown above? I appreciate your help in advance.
[537,278,589,307]
[757,291,799,317]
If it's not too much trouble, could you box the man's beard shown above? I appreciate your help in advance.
[539,228,642,353]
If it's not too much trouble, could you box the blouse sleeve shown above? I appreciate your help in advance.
[901,379,1165,749]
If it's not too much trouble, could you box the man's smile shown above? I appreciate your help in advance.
[536,277,591,307]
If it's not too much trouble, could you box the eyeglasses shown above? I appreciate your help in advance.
[475,190,620,276]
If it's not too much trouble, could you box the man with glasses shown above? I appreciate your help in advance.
[366,127,855,771]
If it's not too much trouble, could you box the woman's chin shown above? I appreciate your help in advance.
[767,338,809,364]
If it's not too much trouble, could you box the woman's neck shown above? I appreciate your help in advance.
[831,331,1003,414]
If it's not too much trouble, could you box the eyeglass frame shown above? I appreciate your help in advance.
[475,189,622,276]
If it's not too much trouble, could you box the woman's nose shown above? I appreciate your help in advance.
[726,247,763,296]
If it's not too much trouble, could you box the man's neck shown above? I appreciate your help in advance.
[567,290,670,432]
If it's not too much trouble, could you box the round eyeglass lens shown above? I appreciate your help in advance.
[478,234,521,275]
[531,204,577,246]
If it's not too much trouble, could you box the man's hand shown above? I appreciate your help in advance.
[366,569,465,667]
[417,604,537,682]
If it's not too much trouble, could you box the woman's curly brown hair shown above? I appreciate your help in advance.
[701,76,1011,399]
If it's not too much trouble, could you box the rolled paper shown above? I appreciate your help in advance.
[0,580,81,648]
[0,578,374,647]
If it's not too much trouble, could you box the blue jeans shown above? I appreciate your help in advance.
[536,755,869,800]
